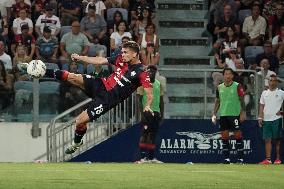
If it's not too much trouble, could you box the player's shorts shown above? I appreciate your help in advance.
[82,75,112,121]
[262,118,282,140]
[141,111,161,133]
[219,116,241,131]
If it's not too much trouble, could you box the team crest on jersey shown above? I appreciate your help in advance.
[131,71,136,76]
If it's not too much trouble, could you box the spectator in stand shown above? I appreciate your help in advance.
[84,0,106,18]
[257,58,276,89]
[0,13,9,50]
[13,45,32,68]
[130,0,155,27]
[80,3,107,45]
[60,20,90,66]
[212,54,225,90]
[35,26,58,63]
[140,42,159,66]
[138,23,159,51]
[268,2,284,41]
[213,4,240,45]
[0,41,12,71]
[11,0,31,18]
[219,26,241,58]
[258,74,283,165]
[0,60,14,111]
[59,0,82,26]
[256,41,279,73]
[134,6,153,39]
[35,4,61,37]
[11,24,36,59]
[104,0,129,9]
[213,0,240,23]
[12,9,33,35]
[263,0,280,20]
[110,20,132,51]
[272,25,284,64]
[107,10,123,35]
[241,4,266,46]
[213,6,241,53]
[111,35,130,58]
[0,0,14,21]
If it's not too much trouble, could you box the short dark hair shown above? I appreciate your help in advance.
[222,67,234,75]
[122,36,130,41]
[88,2,96,10]
[116,20,129,32]
[122,41,140,54]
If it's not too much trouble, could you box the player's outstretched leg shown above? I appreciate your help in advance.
[65,110,90,154]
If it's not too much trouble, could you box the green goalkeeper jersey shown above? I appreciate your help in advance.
[218,82,242,116]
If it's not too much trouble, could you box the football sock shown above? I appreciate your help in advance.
[45,69,69,81]
[74,124,87,143]
[222,139,230,159]
[236,139,244,160]
[139,143,147,159]
[147,144,156,160]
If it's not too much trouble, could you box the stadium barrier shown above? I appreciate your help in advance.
[70,119,284,163]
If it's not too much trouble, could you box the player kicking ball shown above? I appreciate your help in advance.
[22,41,154,154]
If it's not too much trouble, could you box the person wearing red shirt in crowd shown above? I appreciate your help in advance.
[11,24,35,59]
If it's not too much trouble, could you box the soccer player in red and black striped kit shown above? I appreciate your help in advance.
[47,41,154,154]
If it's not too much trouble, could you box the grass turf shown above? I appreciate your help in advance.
[0,163,283,189]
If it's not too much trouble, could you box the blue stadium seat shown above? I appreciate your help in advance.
[88,44,107,57]
[14,80,33,91]
[278,65,284,78]
[39,81,61,113]
[107,8,128,21]
[87,64,95,74]
[40,81,60,95]
[61,63,85,74]
[244,46,264,64]
[45,62,59,70]
[14,81,33,113]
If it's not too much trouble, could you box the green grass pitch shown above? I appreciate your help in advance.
[0,163,283,189]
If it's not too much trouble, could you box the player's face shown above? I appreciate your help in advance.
[223,70,234,83]
[121,48,137,63]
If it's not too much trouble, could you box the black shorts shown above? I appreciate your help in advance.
[82,75,111,121]
[219,116,241,131]
[141,111,161,133]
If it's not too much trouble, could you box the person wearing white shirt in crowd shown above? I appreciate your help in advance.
[0,41,12,71]
[272,25,284,64]
[257,58,276,89]
[35,4,61,37]
[110,20,132,51]
[242,4,266,46]
[258,74,284,165]
[12,9,33,35]
[84,0,106,17]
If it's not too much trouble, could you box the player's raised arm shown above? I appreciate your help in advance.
[71,53,109,65]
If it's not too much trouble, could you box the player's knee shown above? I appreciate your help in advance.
[75,121,87,135]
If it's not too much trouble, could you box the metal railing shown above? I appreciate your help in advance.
[158,68,265,119]
[46,94,136,162]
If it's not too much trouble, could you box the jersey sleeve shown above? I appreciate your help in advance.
[107,54,124,67]
[139,71,152,88]
[237,84,245,97]
[259,91,265,104]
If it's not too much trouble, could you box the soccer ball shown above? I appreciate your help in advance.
[27,60,46,78]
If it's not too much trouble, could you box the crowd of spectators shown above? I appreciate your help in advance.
[0,0,160,114]
[209,0,284,115]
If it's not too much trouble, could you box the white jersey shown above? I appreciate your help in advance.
[35,14,61,35]
[12,17,33,35]
[260,88,284,121]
